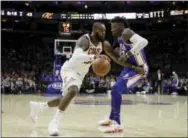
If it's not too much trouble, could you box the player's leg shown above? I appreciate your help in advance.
[99,70,128,132]
[32,84,77,110]
[110,75,142,122]
[47,98,62,107]
[48,73,82,136]
[48,85,78,136]
[29,71,80,123]
[58,85,78,110]
[30,84,78,125]
[99,72,142,133]
[109,79,126,124]
[29,95,62,123]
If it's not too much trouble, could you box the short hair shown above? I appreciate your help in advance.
[92,22,104,29]
[111,16,130,28]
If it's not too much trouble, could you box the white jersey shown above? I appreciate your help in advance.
[61,34,103,77]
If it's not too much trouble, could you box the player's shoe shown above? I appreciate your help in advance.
[29,101,43,123]
[29,101,48,123]
[98,118,112,126]
[98,120,124,133]
[48,119,59,136]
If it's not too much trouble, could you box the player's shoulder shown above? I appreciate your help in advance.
[82,33,90,38]
[77,34,90,43]
[121,28,135,42]
[77,34,90,42]
[122,28,134,34]
[76,34,90,50]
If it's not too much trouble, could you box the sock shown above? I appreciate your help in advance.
[52,108,63,122]
[39,102,49,110]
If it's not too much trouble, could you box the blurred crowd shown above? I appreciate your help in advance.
[1,72,37,94]
[1,34,54,75]
[2,70,187,95]
[145,30,188,72]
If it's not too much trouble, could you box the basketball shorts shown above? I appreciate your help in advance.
[60,68,84,96]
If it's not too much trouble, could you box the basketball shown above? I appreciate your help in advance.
[92,57,111,76]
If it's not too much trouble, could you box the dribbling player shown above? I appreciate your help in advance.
[99,16,149,133]
[29,22,109,136]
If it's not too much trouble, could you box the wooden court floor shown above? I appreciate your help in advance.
[1,94,187,137]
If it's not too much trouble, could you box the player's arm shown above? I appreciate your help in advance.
[120,28,148,60]
[72,36,95,62]
[104,41,145,76]
[103,41,136,69]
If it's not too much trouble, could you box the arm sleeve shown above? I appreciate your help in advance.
[129,34,148,55]
[71,47,95,62]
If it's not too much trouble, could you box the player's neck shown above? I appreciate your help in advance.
[90,33,100,46]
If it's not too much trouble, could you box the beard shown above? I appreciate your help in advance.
[95,33,105,42]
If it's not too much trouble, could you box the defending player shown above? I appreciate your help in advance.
[29,22,109,136]
[99,16,149,133]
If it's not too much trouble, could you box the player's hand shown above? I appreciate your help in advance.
[126,51,134,58]
[118,53,129,63]
[132,66,145,76]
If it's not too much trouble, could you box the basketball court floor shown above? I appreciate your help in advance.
[1,94,187,137]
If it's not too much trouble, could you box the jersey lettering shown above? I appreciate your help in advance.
[88,48,101,55]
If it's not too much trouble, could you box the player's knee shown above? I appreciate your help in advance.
[67,85,79,97]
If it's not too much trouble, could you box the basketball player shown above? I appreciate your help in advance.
[29,22,109,136]
[99,16,149,133]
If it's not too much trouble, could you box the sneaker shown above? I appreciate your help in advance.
[29,101,42,123]
[98,118,112,126]
[29,101,48,123]
[98,121,123,133]
[48,119,59,136]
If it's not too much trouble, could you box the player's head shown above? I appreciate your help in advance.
[92,22,106,42]
[111,16,129,37]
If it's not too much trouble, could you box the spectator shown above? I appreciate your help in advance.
[156,69,163,94]
[16,77,24,94]
[143,79,153,94]
[99,77,106,88]
[110,76,116,89]
[105,76,111,90]
[2,75,11,94]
